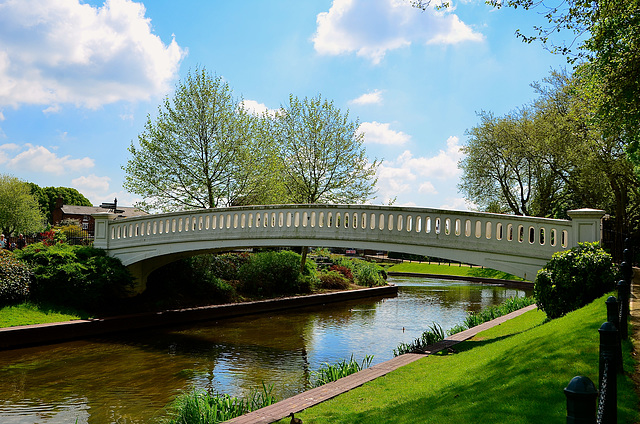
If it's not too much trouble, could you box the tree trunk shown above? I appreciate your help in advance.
[300,246,309,273]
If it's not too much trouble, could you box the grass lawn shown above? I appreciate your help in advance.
[0,302,90,327]
[387,262,524,281]
[278,294,639,423]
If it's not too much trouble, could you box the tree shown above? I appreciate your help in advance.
[459,108,561,216]
[487,0,640,170]
[0,174,46,236]
[272,94,380,204]
[28,184,92,224]
[460,70,640,230]
[123,68,282,212]
[271,94,380,268]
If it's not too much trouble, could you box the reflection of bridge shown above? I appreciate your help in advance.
[93,205,605,291]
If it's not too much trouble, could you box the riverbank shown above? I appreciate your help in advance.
[265,288,639,423]
[0,285,397,350]
[226,304,539,424]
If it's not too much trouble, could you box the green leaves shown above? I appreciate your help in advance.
[272,94,380,205]
[0,174,45,236]
[124,67,282,212]
[0,250,31,306]
[533,242,616,319]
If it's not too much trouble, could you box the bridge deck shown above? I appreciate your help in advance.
[225,304,538,424]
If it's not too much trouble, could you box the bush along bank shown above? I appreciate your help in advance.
[0,246,391,321]
[0,243,135,315]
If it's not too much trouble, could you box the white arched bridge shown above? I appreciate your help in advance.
[92,205,605,291]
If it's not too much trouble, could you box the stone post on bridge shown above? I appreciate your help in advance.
[93,212,117,250]
[567,209,606,246]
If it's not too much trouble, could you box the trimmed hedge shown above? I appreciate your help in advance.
[534,242,616,319]
[16,243,134,312]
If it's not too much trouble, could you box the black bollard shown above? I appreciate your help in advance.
[598,322,618,424]
[564,376,597,424]
[605,296,619,329]
[605,296,624,373]
[617,279,629,340]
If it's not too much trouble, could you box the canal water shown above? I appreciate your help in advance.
[0,276,531,423]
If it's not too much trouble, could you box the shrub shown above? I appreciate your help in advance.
[238,250,315,297]
[319,270,350,290]
[205,253,251,281]
[331,256,387,287]
[534,242,616,319]
[16,243,134,312]
[0,250,31,305]
[353,261,386,287]
[329,264,354,282]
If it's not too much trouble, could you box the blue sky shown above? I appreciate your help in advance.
[0,0,570,209]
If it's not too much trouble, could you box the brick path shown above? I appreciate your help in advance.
[225,304,538,424]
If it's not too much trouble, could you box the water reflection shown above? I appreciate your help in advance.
[0,277,530,423]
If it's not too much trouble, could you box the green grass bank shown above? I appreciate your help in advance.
[386,261,524,281]
[0,302,89,327]
[277,293,639,424]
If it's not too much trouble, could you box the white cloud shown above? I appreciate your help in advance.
[0,111,4,121]
[71,174,113,205]
[358,121,410,145]
[440,197,476,211]
[0,0,186,109]
[349,89,383,105]
[4,144,94,175]
[397,136,463,179]
[313,0,483,64]
[72,174,111,192]
[374,135,463,205]
[418,181,437,194]
[240,99,277,117]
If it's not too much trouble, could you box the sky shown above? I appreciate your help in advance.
[0,0,571,210]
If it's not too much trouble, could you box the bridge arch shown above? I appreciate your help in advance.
[93,205,604,292]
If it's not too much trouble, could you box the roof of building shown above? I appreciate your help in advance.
[60,205,148,219]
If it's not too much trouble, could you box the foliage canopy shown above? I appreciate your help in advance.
[0,174,45,236]
[123,68,282,212]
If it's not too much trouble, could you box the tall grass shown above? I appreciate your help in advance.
[450,296,536,335]
[393,297,536,356]
[165,383,276,424]
[393,323,445,356]
[312,355,374,387]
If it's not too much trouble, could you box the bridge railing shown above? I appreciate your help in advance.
[94,205,602,258]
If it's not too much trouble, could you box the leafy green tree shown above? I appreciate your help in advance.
[460,70,640,234]
[28,184,92,223]
[459,108,561,216]
[0,174,45,236]
[487,0,640,171]
[271,94,380,267]
[272,94,380,204]
[123,67,282,212]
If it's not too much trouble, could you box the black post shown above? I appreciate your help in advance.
[605,296,619,329]
[598,322,618,424]
[564,376,598,424]
[605,296,624,374]
[617,279,629,340]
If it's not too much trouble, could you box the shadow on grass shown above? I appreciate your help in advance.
[33,302,93,320]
